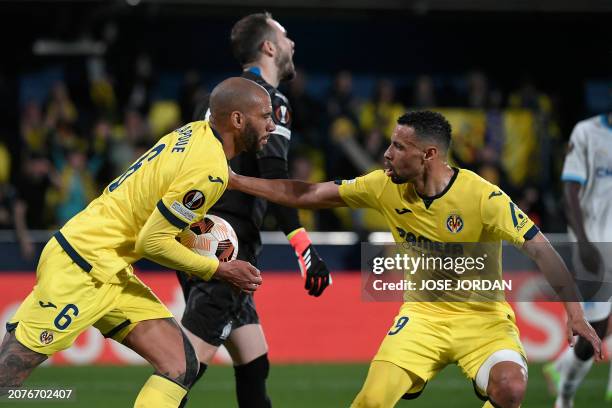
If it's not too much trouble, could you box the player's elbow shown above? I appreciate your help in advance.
[135,234,159,258]
[134,236,147,257]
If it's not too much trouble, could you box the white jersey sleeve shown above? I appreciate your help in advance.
[561,115,612,242]
[561,122,588,185]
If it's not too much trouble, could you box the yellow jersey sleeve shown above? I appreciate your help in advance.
[480,188,539,246]
[157,158,228,229]
[137,138,228,280]
[136,205,219,281]
[337,170,388,209]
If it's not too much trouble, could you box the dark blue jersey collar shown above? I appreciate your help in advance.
[210,126,223,144]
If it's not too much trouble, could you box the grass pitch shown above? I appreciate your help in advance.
[11,363,609,407]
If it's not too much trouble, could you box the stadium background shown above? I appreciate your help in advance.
[0,0,611,406]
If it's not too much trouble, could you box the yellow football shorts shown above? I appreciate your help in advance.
[8,237,173,355]
[373,303,526,396]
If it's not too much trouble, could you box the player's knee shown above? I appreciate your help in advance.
[234,353,269,381]
[352,390,386,408]
[181,330,199,388]
[487,372,526,408]
[154,332,199,388]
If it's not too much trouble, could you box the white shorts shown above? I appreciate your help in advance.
[582,302,612,322]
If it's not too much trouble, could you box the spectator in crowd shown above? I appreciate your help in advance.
[360,79,405,141]
[45,81,78,129]
[90,73,118,120]
[126,53,155,115]
[47,144,98,226]
[412,75,437,109]
[0,182,34,260]
[465,70,490,109]
[15,153,55,230]
[325,71,362,180]
[10,61,564,233]
[509,76,553,114]
[20,101,49,156]
[326,70,360,125]
[110,109,151,175]
[88,117,117,188]
[0,135,10,185]
[285,68,324,149]
[178,70,207,124]
[482,88,506,164]
[1,131,33,257]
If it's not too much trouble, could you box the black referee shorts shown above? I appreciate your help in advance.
[177,242,260,347]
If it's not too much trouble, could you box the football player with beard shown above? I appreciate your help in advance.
[176,12,331,408]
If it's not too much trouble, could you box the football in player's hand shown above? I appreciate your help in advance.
[178,215,239,262]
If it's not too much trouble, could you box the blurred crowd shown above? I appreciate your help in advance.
[0,60,565,258]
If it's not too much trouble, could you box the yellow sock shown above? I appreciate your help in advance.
[134,374,188,408]
[351,361,421,408]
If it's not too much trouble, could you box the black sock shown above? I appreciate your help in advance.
[234,353,271,408]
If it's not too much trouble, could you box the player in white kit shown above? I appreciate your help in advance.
[544,113,612,407]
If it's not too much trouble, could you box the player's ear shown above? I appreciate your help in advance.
[424,146,437,161]
[230,111,244,129]
[260,39,275,58]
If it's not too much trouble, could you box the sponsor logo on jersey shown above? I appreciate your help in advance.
[171,201,198,222]
[183,190,205,210]
[395,208,412,215]
[595,167,612,178]
[395,227,464,255]
[40,330,54,345]
[446,214,464,234]
[509,202,528,231]
[488,191,503,199]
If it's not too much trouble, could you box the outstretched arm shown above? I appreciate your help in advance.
[522,232,602,360]
[229,172,346,209]
[564,181,602,274]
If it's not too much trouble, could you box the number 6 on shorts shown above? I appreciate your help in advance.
[54,304,79,330]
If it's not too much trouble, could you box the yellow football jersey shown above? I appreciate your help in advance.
[338,168,539,314]
[57,121,228,283]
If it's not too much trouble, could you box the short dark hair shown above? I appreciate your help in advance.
[230,12,274,65]
[397,110,452,152]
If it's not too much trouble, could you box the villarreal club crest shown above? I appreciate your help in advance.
[446,213,464,234]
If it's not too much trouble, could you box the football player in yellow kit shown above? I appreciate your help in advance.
[0,77,275,408]
[229,110,602,408]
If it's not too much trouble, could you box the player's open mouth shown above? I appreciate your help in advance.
[384,163,394,177]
